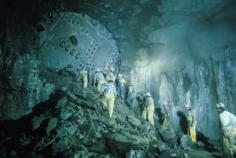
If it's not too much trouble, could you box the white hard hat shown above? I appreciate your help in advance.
[163,101,168,105]
[96,68,101,72]
[109,66,115,72]
[146,92,151,97]
[216,103,225,109]
[184,104,191,109]
[118,73,122,77]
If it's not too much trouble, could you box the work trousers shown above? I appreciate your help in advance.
[142,105,154,126]
[223,127,236,157]
[188,126,197,143]
[103,93,115,118]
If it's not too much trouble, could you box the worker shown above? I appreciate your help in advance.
[93,68,106,93]
[78,67,88,97]
[136,92,146,115]
[116,73,127,100]
[102,80,116,118]
[143,92,155,126]
[105,66,115,82]
[125,85,136,111]
[163,101,172,128]
[217,103,236,157]
[185,104,197,143]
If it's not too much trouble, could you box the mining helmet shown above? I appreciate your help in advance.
[163,101,168,106]
[96,68,101,72]
[118,73,122,77]
[184,104,191,109]
[146,92,151,97]
[216,103,225,109]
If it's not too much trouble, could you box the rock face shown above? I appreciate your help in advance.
[0,53,55,119]
[145,48,236,142]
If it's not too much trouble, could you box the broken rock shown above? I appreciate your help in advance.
[32,115,47,130]
[46,117,58,136]
[180,135,193,149]
[126,150,145,158]
[127,115,142,128]
[105,131,148,154]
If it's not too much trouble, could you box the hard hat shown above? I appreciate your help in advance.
[118,73,122,77]
[184,104,191,109]
[96,68,101,72]
[163,101,168,105]
[146,92,151,97]
[216,103,225,109]
[109,66,115,72]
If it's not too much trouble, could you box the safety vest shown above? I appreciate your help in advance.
[187,114,193,125]
[146,96,154,106]
[187,111,196,127]
[220,111,236,129]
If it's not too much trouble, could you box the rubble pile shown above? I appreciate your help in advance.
[0,71,219,158]
[0,53,55,120]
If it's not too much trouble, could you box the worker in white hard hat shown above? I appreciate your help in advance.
[142,92,155,126]
[217,103,236,157]
[184,103,197,143]
[116,73,127,100]
[93,68,106,93]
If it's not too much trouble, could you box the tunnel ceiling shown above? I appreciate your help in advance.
[1,0,235,59]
